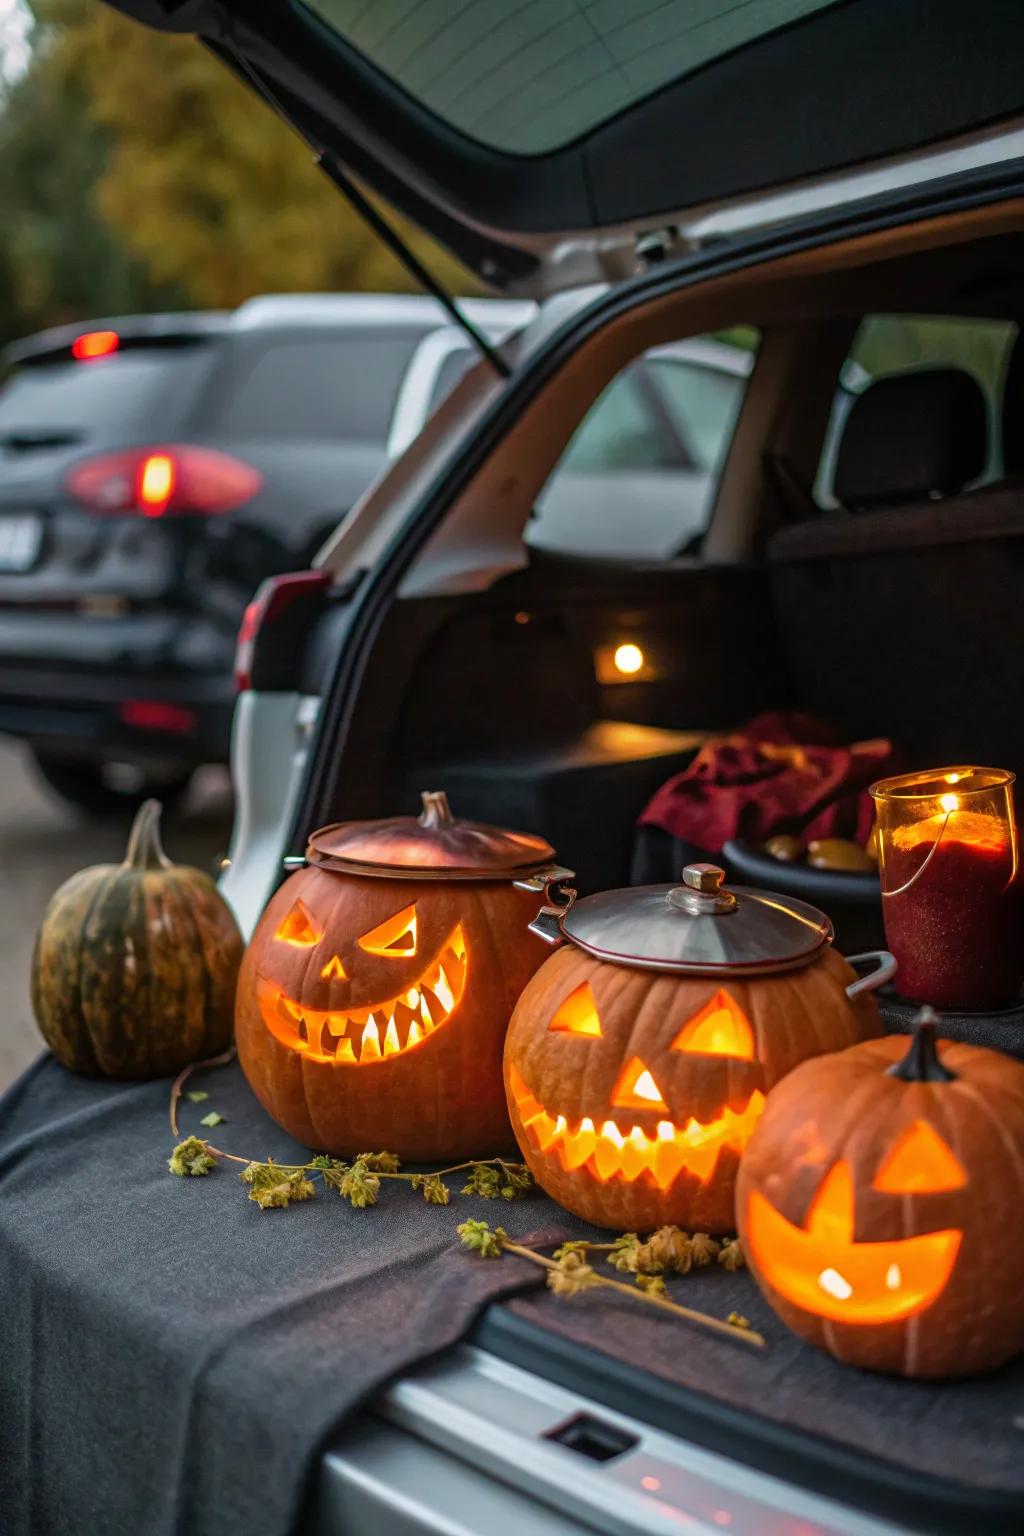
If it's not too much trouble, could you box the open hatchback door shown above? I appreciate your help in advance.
[106,0,1024,294]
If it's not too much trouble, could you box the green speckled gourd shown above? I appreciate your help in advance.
[31,800,243,1078]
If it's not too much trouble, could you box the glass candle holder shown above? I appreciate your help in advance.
[870,767,1022,1011]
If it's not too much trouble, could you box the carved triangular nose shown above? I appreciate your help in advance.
[612,1056,668,1113]
[320,954,347,981]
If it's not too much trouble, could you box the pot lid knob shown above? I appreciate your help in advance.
[668,863,738,916]
[419,789,455,828]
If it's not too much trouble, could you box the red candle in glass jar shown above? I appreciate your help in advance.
[871,770,1023,1012]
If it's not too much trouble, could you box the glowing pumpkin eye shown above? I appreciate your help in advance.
[275,899,323,947]
[873,1120,966,1193]
[358,903,418,957]
[672,990,754,1059]
[548,982,603,1037]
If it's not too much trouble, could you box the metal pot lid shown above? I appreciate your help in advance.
[561,863,833,975]
[306,790,556,880]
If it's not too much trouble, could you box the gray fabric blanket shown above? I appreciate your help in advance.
[0,1054,572,1536]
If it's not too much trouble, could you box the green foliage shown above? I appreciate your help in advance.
[0,4,178,348]
[0,2,481,350]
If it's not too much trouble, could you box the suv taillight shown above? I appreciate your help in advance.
[234,569,333,692]
[64,445,262,517]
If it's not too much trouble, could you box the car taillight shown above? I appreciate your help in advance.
[72,329,120,361]
[119,700,198,734]
[64,445,262,517]
[234,569,332,692]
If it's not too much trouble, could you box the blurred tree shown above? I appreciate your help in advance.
[33,0,480,308]
[0,4,179,348]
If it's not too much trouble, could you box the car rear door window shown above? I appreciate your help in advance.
[529,336,756,560]
[556,369,679,474]
[646,357,746,472]
[815,314,1019,505]
[216,334,419,442]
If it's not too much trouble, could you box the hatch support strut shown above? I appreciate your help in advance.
[313,155,512,380]
[223,44,511,382]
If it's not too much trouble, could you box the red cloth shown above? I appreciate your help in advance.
[639,712,900,852]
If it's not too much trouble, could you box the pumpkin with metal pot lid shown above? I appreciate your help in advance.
[236,791,573,1160]
[503,864,892,1233]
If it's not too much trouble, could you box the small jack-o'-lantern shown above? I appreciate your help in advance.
[236,792,571,1160]
[737,1011,1024,1377]
[504,865,890,1232]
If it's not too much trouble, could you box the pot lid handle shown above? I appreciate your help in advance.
[667,863,738,916]
[418,790,455,828]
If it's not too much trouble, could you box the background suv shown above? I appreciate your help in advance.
[0,294,529,811]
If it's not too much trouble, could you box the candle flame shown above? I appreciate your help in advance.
[939,793,959,814]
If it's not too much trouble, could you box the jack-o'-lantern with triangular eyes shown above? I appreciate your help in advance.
[738,1012,1024,1378]
[504,865,889,1233]
[236,793,572,1160]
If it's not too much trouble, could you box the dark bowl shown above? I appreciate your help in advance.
[722,837,884,955]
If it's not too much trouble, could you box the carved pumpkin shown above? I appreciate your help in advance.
[737,1013,1024,1377]
[505,871,885,1233]
[32,800,242,1078]
[236,793,566,1160]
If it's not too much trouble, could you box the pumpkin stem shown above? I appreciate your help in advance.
[887,1006,957,1082]
[419,790,455,828]
[123,799,172,871]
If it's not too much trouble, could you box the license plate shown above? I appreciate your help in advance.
[0,515,43,572]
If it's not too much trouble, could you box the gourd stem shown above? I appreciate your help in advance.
[419,789,455,827]
[887,1006,957,1082]
[124,798,172,871]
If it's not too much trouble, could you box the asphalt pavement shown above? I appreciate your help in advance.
[0,740,233,1090]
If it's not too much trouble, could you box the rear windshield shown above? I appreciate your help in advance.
[0,348,213,441]
[304,0,843,154]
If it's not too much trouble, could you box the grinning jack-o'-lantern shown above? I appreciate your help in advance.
[504,865,889,1232]
[236,792,571,1160]
[737,1012,1024,1377]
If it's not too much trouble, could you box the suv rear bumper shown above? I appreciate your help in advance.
[0,610,236,766]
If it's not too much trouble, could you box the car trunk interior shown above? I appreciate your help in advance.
[311,196,1024,899]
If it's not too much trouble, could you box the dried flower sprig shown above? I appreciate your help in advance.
[551,1226,745,1284]
[167,1052,533,1210]
[456,1221,764,1349]
[168,1136,218,1177]
[167,1135,533,1211]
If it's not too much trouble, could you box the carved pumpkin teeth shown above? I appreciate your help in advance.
[326,1015,348,1037]
[360,1018,383,1061]
[406,1018,424,1049]
[382,1018,401,1058]
[508,1066,766,1190]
